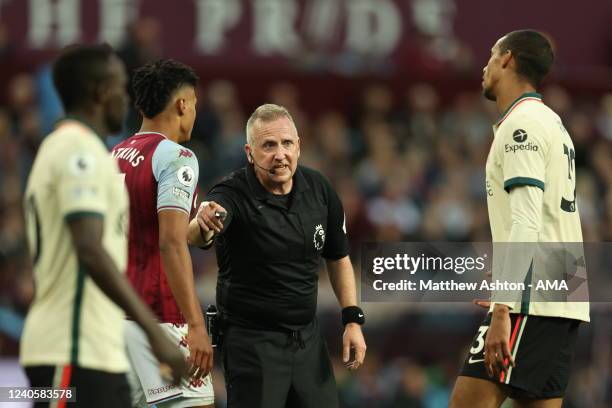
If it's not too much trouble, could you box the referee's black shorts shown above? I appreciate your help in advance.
[25,365,131,408]
[222,318,338,408]
[460,313,581,400]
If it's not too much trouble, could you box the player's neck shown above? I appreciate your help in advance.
[139,118,182,143]
[496,82,537,115]
[64,109,107,140]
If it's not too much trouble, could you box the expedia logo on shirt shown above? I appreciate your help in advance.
[512,129,528,143]
[505,129,539,153]
[313,224,325,251]
[504,142,539,153]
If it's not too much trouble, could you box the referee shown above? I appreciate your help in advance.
[189,103,367,408]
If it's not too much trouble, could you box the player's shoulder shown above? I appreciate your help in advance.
[518,96,557,115]
[510,98,558,125]
[45,122,111,172]
[500,103,555,143]
[155,138,196,157]
[50,121,104,150]
[153,139,198,166]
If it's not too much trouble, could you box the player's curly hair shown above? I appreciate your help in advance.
[499,30,554,88]
[132,59,198,119]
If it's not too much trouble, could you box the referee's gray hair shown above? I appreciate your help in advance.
[245,103,296,145]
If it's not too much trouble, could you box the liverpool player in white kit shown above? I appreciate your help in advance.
[450,30,589,408]
[21,45,187,407]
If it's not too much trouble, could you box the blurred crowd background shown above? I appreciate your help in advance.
[1,1,612,407]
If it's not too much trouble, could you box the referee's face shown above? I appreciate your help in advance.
[248,117,300,189]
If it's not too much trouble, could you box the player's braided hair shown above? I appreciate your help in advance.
[499,30,554,88]
[132,59,198,118]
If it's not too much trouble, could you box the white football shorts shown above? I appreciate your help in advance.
[125,320,215,407]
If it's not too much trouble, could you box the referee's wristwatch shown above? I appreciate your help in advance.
[342,306,365,326]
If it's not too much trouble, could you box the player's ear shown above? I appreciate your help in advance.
[93,81,108,104]
[501,50,513,69]
[177,98,187,116]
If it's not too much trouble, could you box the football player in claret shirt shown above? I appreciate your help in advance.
[112,59,214,408]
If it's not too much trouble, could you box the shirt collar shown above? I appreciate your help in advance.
[57,116,100,139]
[495,92,543,128]
[133,131,169,139]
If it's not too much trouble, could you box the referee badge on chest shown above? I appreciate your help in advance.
[313,224,325,251]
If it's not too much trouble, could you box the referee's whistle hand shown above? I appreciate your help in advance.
[197,201,227,234]
[342,323,367,371]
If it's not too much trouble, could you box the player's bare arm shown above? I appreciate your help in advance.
[158,209,213,378]
[67,215,187,385]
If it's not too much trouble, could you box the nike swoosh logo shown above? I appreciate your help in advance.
[468,356,485,364]
[358,314,364,317]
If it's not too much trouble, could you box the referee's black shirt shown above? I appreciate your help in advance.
[206,164,349,331]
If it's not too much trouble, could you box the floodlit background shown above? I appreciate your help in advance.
[1,1,612,407]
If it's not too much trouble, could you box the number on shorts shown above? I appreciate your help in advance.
[470,325,489,355]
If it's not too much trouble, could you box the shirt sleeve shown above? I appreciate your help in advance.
[321,178,350,260]
[499,114,549,192]
[57,143,109,220]
[152,140,199,215]
[491,184,543,311]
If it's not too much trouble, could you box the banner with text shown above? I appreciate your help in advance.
[360,242,611,304]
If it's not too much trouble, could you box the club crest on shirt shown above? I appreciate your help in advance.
[313,224,325,251]
[179,149,193,158]
[177,165,195,187]
[68,153,96,177]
